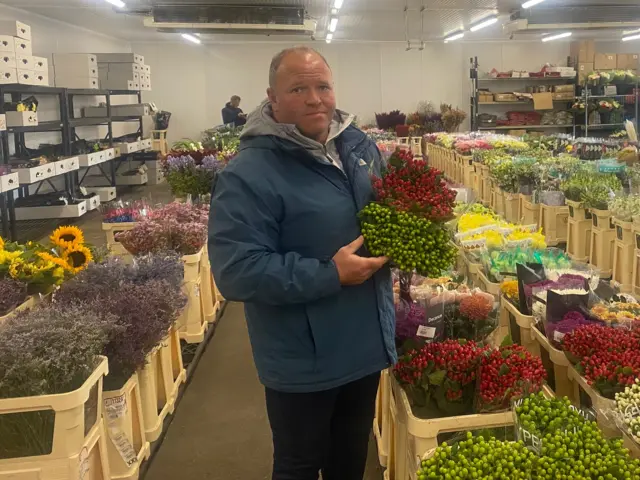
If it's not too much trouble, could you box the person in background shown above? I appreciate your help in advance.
[221,95,247,127]
[208,46,395,480]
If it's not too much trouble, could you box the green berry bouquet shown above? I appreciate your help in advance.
[360,149,457,300]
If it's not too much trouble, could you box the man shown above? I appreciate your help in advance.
[221,95,247,126]
[209,46,396,480]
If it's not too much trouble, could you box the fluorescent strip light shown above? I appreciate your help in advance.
[181,33,201,44]
[522,0,546,8]
[623,34,640,42]
[469,17,498,32]
[444,32,465,43]
[105,0,126,8]
[542,32,572,42]
[328,17,339,33]
[333,0,344,8]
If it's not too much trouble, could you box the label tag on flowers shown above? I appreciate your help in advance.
[553,331,565,342]
[416,325,436,338]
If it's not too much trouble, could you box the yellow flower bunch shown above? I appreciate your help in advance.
[0,249,22,265]
[0,235,4,250]
[458,213,500,233]
[506,228,547,249]
[500,280,519,302]
[468,230,504,248]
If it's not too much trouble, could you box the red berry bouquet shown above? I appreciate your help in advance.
[394,340,487,417]
[563,324,640,399]
[360,149,457,301]
[476,344,547,412]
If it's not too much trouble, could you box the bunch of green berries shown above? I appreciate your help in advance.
[515,392,586,437]
[360,202,456,277]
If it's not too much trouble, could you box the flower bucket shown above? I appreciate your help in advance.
[530,326,577,403]
[199,245,219,323]
[102,222,136,258]
[373,369,393,468]
[503,193,520,224]
[390,375,515,480]
[0,295,36,324]
[102,373,150,480]
[476,270,500,299]
[461,155,474,187]
[0,357,111,480]
[589,208,616,278]
[539,204,569,247]
[502,297,540,357]
[472,162,483,200]
[520,195,540,226]
[566,200,591,262]
[612,218,634,292]
[177,248,207,343]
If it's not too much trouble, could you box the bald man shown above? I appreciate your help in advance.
[209,47,396,480]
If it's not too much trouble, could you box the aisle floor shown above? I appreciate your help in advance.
[145,302,385,480]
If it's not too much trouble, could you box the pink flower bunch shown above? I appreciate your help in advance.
[148,202,209,225]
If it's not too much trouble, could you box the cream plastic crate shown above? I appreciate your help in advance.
[102,373,150,480]
[138,329,186,443]
[390,376,515,480]
[472,162,483,200]
[475,270,500,299]
[632,224,640,296]
[373,369,392,468]
[589,208,616,278]
[612,218,634,292]
[480,165,491,206]
[460,251,482,287]
[539,203,568,246]
[102,222,136,258]
[503,192,520,223]
[567,364,620,438]
[410,137,422,158]
[531,325,577,403]
[0,295,36,323]
[0,357,111,479]
[502,297,540,357]
[520,195,540,226]
[177,248,207,343]
[460,155,473,187]
[200,245,220,323]
[566,200,591,262]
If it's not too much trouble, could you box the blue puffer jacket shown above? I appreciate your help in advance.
[208,110,396,393]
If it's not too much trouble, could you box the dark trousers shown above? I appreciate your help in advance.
[265,373,380,480]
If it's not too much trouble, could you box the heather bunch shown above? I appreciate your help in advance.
[0,278,27,316]
[116,217,207,256]
[148,202,209,225]
[131,252,184,289]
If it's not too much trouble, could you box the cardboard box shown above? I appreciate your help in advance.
[6,111,38,127]
[494,93,518,102]
[53,53,97,71]
[103,62,142,74]
[15,54,33,70]
[84,103,151,117]
[595,53,617,70]
[617,53,640,70]
[14,38,32,57]
[32,56,48,72]
[0,67,16,84]
[143,73,150,83]
[142,64,150,74]
[141,83,151,91]
[100,79,139,90]
[102,71,139,83]
[95,53,144,65]
[552,92,575,101]
[0,35,14,53]
[0,52,15,68]
[570,40,595,63]
[553,84,575,93]
[578,63,594,83]
[54,64,99,78]
[54,75,99,89]
[16,69,36,85]
[32,71,49,86]
[0,21,30,41]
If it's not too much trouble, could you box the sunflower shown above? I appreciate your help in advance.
[50,226,85,249]
[0,249,22,265]
[0,236,4,250]
[37,251,73,272]
[62,244,93,273]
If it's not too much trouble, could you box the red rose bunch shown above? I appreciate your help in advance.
[477,345,546,412]
[563,324,640,398]
[371,150,456,221]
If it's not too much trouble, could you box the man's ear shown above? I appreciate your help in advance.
[267,87,276,109]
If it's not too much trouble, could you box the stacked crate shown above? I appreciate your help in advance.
[0,20,49,86]
[96,53,151,91]
[53,53,99,89]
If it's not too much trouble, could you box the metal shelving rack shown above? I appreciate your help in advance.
[578,88,639,137]
[0,84,147,241]
[469,56,578,135]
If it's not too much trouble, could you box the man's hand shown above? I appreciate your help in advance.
[333,236,388,286]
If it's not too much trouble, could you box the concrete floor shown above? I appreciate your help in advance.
[145,302,385,480]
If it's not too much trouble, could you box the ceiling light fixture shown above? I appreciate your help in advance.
[326,33,333,43]
[541,32,572,42]
[444,32,465,43]
[105,0,126,8]
[328,17,339,33]
[623,33,640,42]
[333,0,344,9]
[521,0,546,8]
[181,33,201,44]
[469,16,498,32]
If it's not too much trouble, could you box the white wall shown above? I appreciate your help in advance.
[133,40,572,142]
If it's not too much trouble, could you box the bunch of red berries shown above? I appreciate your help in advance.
[371,150,456,221]
[563,324,640,398]
[394,340,487,410]
[477,345,546,412]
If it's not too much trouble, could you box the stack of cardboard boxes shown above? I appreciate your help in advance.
[53,53,100,89]
[572,40,639,83]
[0,20,49,86]
[97,53,151,91]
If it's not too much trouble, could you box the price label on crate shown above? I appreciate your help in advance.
[108,428,139,467]
[194,284,200,298]
[416,325,436,339]
[104,394,127,421]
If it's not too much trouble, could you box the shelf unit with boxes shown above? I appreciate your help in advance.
[469,56,578,135]
[0,20,50,88]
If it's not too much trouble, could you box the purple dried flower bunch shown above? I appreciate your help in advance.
[0,278,27,316]
[0,303,118,398]
[116,202,209,256]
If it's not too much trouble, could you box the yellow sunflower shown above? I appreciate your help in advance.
[62,244,93,273]
[0,236,4,250]
[50,226,85,250]
[37,251,73,272]
[0,249,22,265]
